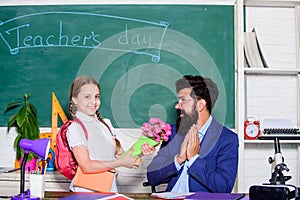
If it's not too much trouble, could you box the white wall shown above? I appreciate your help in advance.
[245,75,298,126]
[0,128,18,168]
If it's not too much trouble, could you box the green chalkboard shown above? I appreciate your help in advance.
[0,5,235,128]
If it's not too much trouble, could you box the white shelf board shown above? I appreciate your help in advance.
[244,139,300,144]
[245,0,300,7]
[244,68,300,75]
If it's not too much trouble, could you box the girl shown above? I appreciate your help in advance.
[66,75,154,192]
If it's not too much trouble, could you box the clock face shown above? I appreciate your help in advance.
[245,124,259,137]
[244,119,260,140]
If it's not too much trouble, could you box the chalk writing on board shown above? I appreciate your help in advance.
[0,11,169,62]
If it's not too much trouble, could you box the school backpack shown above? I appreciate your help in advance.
[55,118,88,180]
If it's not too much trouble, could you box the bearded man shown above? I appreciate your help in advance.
[147,75,239,193]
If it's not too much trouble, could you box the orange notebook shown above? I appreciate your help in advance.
[73,166,114,192]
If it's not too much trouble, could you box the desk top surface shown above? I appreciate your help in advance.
[43,191,154,200]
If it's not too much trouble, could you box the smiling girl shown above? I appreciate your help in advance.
[66,75,154,192]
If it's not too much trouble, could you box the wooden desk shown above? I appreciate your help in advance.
[43,191,249,200]
[43,191,155,200]
[0,171,154,199]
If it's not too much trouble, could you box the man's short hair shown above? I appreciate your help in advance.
[176,75,219,113]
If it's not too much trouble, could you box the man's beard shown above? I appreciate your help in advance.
[177,108,198,135]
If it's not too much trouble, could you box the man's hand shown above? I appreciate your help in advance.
[176,130,190,165]
[187,124,200,160]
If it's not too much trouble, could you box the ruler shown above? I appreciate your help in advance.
[51,92,68,151]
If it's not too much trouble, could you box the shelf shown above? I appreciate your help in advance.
[245,0,300,7]
[244,68,300,75]
[244,139,300,144]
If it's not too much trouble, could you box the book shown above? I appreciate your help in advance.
[59,193,113,200]
[73,167,114,193]
[60,193,133,200]
[244,28,268,68]
[151,192,194,199]
[120,135,159,158]
[185,191,246,200]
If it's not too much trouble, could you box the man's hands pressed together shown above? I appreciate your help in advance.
[176,124,200,165]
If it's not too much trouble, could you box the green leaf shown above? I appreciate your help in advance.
[26,103,33,116]
[27,152,36,161]
[13,134,22,149]
[24,93,31,101]
[28,117,40,138]
[22,124,30,139]
[7,114,17,131]
[16,106,26,127]
[28,112,38,127]
[13,134,23,160]
[4,102,22,113]
[5,93,39,160]
[16,147,22,160]
[28,103,38,116]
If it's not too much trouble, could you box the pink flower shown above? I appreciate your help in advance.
[149,117,163,125]
[141,117,172,142]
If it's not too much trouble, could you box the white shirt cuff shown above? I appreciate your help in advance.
[187,154,199,167]
[174,154,184,170]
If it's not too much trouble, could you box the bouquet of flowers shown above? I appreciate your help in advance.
[121,117,172,158]
[141,117,172,143]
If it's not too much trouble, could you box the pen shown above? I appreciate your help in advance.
[43,162,48,175]
[41,163,45,175]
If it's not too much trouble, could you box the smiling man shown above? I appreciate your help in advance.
[147,75,239,193]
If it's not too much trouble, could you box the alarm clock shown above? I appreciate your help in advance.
[244,118,260,140]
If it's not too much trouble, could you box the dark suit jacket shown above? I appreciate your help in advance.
[147,117,239,193]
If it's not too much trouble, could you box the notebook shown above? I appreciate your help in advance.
[185,191,245,200]
[74,167,114,192]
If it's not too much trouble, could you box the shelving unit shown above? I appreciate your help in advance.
[235,0,300,193]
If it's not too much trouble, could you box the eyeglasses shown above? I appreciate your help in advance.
[177,98,193,106]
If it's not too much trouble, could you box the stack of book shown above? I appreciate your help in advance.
[244,28,268,68]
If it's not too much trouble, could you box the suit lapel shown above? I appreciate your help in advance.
[199,118,223,158]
